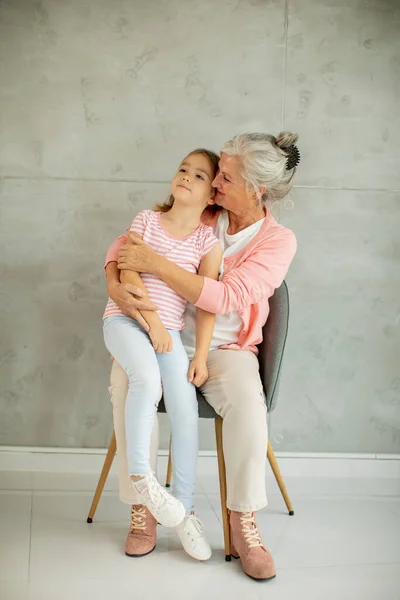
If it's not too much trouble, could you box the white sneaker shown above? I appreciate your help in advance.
[176,513,212,561]
[132,473,185,528]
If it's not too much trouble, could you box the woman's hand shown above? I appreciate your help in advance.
[188,355,209,387]
[118,233,160,275]
[107,280,158,331]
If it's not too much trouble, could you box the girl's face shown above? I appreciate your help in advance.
[171,153,216,210]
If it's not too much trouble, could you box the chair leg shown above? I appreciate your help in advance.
[165,436,173,488]
[87,431,117,523]
[215,418,231,561]
[267,440,294,516]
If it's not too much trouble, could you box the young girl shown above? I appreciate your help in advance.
[103,149,222,560]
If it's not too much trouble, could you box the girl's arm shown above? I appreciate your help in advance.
[105,262,157,331]
[120,237,172,353]
[104,216,170,351]
[188,243,223,387]
[105,234,128,269]
[104,232,159,326]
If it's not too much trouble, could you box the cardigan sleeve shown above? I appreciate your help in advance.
[195,229,297,315]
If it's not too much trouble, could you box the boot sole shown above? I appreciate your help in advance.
[231,554,276,581]
[125,545,156,558]
[248,573,276,582]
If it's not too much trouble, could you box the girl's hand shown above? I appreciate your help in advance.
[188,356,209,387]
[149,321,173,354]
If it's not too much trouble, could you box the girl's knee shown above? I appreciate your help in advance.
[126,369,161,400]
[168,405,198,430]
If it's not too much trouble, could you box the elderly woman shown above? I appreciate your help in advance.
[105,132,299,581]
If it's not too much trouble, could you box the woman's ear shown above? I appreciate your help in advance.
[252,186,266,201]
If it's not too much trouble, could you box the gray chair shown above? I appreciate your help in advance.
[87,281,294,561]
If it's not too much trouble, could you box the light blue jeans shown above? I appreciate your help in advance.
[103,315,198,511]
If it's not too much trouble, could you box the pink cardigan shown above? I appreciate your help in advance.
[105,209,297,354]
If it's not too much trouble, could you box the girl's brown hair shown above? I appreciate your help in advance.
[154,148,220,213]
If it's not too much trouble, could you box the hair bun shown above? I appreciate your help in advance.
[276,131,299,148]
[275,131,300,170]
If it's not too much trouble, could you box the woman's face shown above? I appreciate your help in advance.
[212,153,256,215]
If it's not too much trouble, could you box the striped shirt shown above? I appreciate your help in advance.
[104,210,219,330]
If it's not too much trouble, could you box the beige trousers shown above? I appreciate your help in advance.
[109,349,268,512]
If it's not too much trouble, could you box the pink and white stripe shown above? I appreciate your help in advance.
[104,210,219,330]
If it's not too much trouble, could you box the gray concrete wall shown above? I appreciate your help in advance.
[1,0,399,452]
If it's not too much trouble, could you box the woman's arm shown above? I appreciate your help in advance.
[188,244,223,387]
[118,229,297,313]
[196,230,297,314]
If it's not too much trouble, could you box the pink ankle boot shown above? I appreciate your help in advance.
[125,504,157,557]
[230,511,276,581]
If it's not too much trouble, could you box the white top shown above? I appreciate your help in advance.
[104,210,219,330]
[181,210,265,358]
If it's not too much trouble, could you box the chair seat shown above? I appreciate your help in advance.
[158,390,218,420]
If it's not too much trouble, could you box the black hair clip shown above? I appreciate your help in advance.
[285,145,301,170]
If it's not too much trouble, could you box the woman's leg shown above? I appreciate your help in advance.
[108,361,160,558]
[200,349,268,512]
[103,315,161,477]
[200,349,275,579]
[156,331,199,512]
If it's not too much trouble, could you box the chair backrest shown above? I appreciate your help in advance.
[158,281,290,419]
[257,281,289,413]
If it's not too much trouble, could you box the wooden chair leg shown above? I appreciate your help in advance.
[165,436,173,488]
[267,440,294,516]
[215,418,231,561]
[87,431,117,523]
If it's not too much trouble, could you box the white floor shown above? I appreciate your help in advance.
[0,462,399,600]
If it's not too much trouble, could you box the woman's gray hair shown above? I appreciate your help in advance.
[221,131,299,206]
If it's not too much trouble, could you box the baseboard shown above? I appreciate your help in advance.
[0,446,399,480]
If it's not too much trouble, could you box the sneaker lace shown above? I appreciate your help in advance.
[186,514,204,536]
[142,474,169,509]
[130,505,147,531]
[240,512,263,549]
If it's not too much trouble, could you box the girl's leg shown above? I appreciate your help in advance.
[108,360,159,505]
[157,332,212,561]
[156,331,199,512]
[103,316,185,528]
[103,315,161,476]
